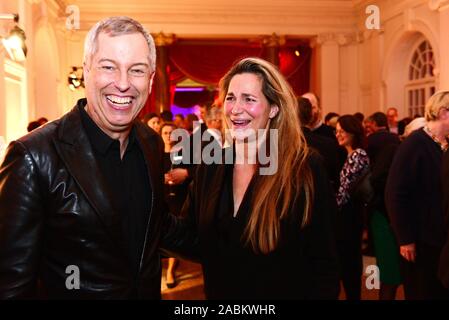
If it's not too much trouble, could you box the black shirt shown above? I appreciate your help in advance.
[386,128,445,247]
[79,104,151,277]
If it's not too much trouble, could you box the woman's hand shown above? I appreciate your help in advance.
[166,168,189,185]
[400,243,416,262]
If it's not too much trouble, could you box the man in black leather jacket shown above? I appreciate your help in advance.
[0,17,177,299]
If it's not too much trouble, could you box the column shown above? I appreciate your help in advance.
[315,33,341,114]
[154,32,175,113]
[431,0,449,89]
[262,33,284,67]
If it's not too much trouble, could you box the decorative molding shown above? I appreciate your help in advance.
[261,33,286,47]
[315,30,384,47]
[154,32,176,46]
[428,0,449,11]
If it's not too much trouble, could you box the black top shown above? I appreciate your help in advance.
[80,105,151,276]
[366,129,400,214]
[163,152,189,216]
[199,158,338,299]
[312,123,337,141]
[386,128,445,247]
[303,127,340,190]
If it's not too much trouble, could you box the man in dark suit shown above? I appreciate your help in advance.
[0,17,169,299]
[298,97,340,190]
[301,92,337,140]
[438,150,449,291]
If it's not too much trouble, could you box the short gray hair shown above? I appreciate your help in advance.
[83,16,156,72]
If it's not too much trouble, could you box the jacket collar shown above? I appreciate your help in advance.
[53,99,161,260]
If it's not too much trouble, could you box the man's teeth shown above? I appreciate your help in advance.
[107,95,132,105]
[233,120,250,125]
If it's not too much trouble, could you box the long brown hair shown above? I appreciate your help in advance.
[219,57,314,254]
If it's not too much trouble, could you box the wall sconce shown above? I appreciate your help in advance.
[68,66,84,91]
[0,13,27,62]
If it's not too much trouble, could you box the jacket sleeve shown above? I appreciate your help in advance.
[0,141,45,299]
[385,138,420,245]
[303,156,339,299]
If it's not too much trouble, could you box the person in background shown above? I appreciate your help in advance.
[160,122,190,289]
[335,115,370,300]
[386,91,449,300]
[397,116,412,136]
[144,112,162,134]
[386,107,399,134]
[438,149,449,294]
[203,104,223,148]
[365,112,402,300]
[302,92,336,141]
[173,113,184,129]
[160,110,173,125]
[325,112,340,129]
[37,117,48,126]
[401,117,425,140]
[298,97,340,190]
[27,121,41,132]
[353,112,364,123]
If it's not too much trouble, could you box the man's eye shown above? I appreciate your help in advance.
[130,69,145,75]
[101,66,115,71]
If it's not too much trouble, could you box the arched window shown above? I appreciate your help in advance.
[406,40,436,117]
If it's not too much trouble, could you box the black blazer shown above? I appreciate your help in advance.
[171,150,339,299]
[438,151,449,288]
[0,99,167,299]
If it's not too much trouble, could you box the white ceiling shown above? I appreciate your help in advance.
[57,0,363,36]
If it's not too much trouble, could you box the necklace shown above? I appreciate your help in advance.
[423,125,448,152]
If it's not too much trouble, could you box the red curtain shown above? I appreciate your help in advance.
[279,44,312,96]
[140,38,311,116]
[169,40,263,86]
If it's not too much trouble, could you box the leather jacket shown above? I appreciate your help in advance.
[0,99,168,299]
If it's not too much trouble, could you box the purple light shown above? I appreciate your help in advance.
[175,87,205,92]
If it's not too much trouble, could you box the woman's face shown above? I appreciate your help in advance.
[161,125,174,147]
[147,116,161,133]
[224,73,278,141]
[336,122,353,147]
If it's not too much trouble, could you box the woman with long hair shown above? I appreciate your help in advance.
[335,115,370,300]
[167,57,339,299]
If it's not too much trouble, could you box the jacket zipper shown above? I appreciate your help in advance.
[135,167,154,297]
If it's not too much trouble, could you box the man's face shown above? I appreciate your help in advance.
[83,32,154,137]
[302,93,320,126]
[199,106,207,121]
[363,119,376,136]
[387,109,398,126]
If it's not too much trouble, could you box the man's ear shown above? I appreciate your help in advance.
[83,62,89,80]
[148,71,156,93]
[269,105,279,119]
